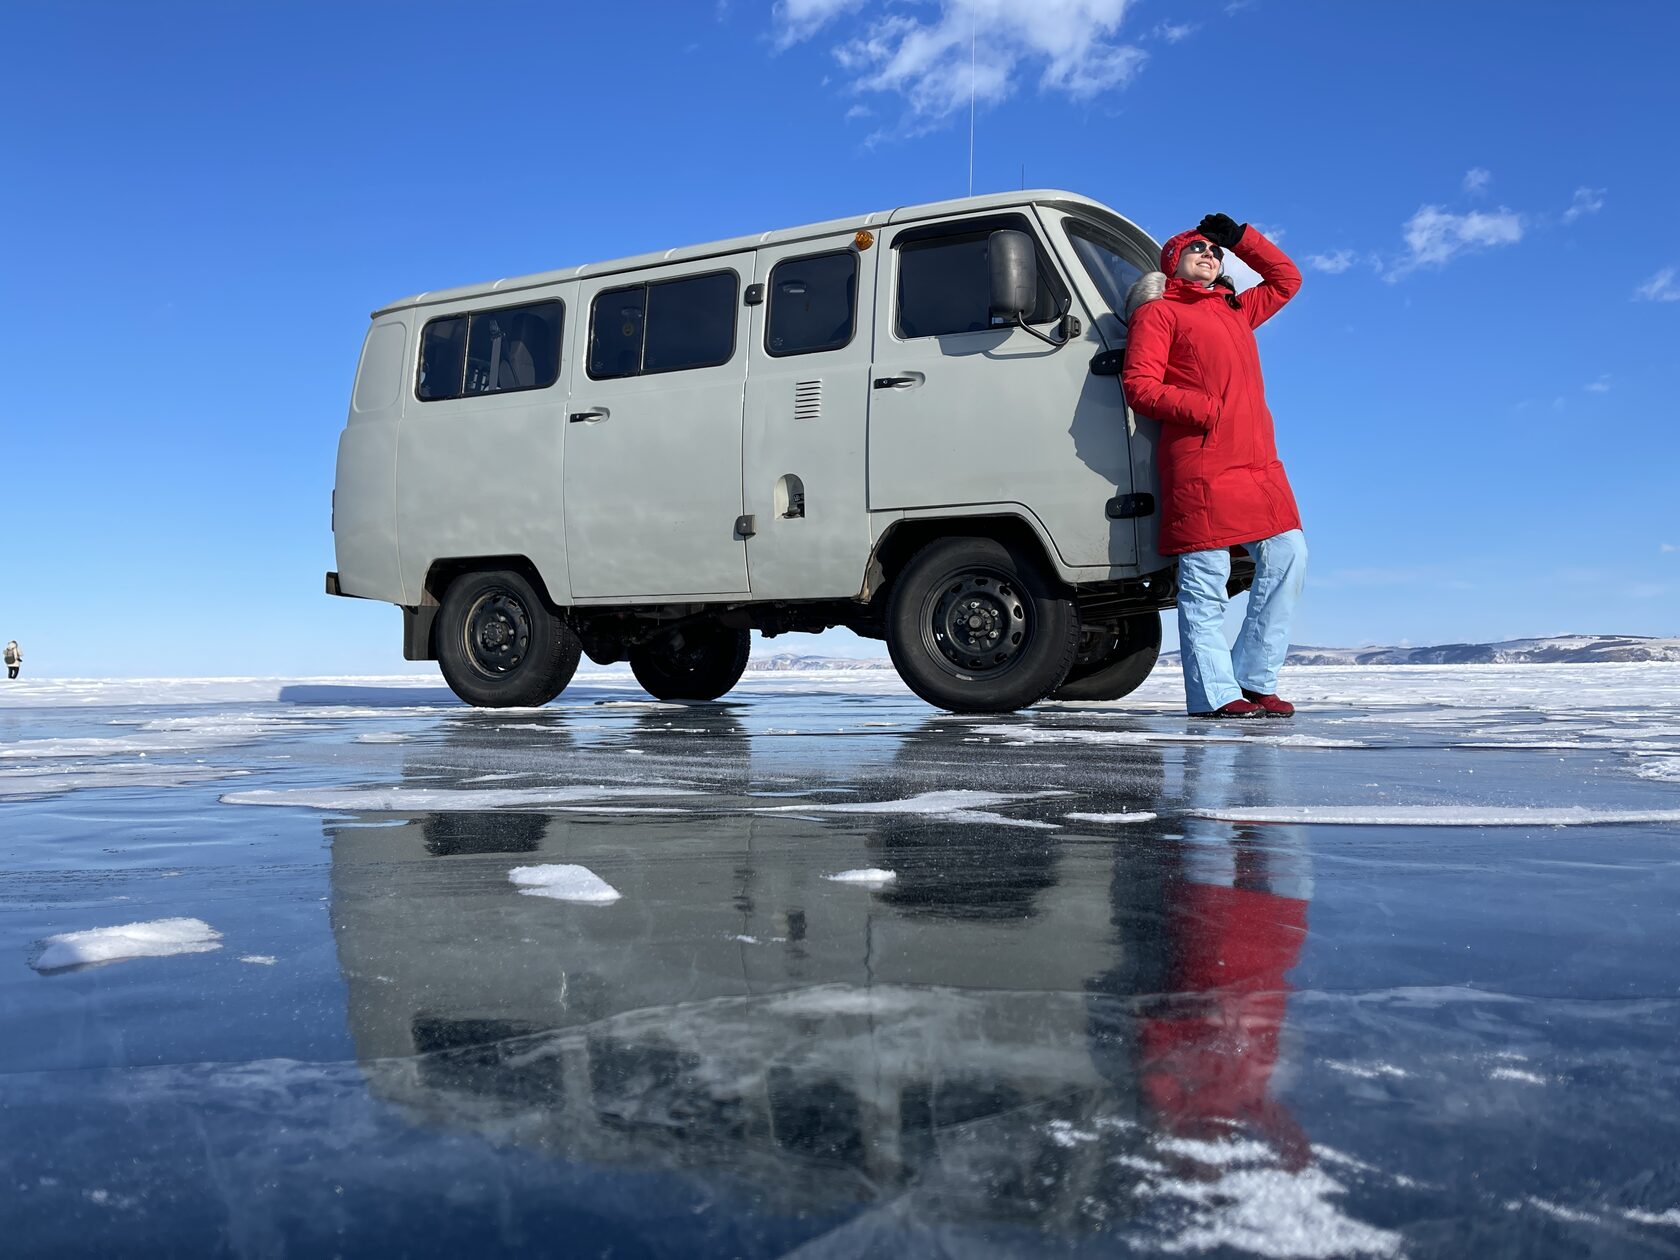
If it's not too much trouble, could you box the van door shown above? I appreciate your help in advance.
[867,210,1136,572]
[563,257,753,599]
[742,236,878,599]
[396,294,573,606]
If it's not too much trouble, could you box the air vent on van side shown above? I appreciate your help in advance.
[793,380,822,422]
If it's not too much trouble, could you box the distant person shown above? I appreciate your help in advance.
[1122,213,1307,719]
[4,640,20,679]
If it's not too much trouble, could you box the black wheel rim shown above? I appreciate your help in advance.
[919,568,1032,678]
[1073,624,1123,669]
[649,625,730,676]
[463,588,532,678]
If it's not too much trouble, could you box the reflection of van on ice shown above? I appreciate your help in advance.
[329,190,1251,712]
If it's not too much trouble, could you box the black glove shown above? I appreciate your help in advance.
[1197,213,1245,248]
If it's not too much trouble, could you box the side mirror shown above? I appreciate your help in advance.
[988,230,1037,322]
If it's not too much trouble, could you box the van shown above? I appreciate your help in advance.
[329,189,1249,712]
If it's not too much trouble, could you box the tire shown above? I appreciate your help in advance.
[1051,613,1162,701]
[629,621,751,702]
[885,536,1079,713]
[436,569,580,708]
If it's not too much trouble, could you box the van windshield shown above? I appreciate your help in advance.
[1065,221,1147,328]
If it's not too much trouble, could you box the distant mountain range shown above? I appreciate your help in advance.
[1268,635,1680,666]
[749,635,1680,671]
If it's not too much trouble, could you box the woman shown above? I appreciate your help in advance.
[1122,213,1308,719]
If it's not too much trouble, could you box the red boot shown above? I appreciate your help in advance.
[1190,699,1265,720]
[1241,688,1295,718]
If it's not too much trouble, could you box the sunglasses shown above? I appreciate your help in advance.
[1181,239,1224,260]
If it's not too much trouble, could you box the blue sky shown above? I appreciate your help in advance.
[2,0,1675,676]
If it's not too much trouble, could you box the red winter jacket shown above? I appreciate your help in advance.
[1121,226,1302,556]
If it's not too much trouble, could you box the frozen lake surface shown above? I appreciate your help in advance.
[3,663,1678,1257]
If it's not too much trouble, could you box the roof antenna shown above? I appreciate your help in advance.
[967,14,975,196]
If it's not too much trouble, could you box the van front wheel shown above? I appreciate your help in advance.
[437,570,580,707]
[630,622,752,702]
[886,537,1079,713]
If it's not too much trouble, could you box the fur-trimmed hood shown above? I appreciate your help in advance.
[1124,271,1167,319]
[1125,270,1240,319]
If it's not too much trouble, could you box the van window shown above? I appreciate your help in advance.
[417,300,563,401]
[589,285,646,380]
[766,251,858,356]
[418,317,467,400]
[895,220,1062,339]
[589,270,738,379]
[1066,223,1147,334]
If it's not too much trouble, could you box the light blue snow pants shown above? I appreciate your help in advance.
[1176,529,1308,714]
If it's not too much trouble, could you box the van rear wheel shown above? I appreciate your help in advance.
[1051,613,1162,701]
[630,621,751,702]
[886,536,1079,713]
[437,570,580,708]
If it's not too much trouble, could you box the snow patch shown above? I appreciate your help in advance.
[1323,1060,1411,1080]
[1624,1208,1680,1227]
[1191,805,1680,827]
[31,918,222,973]
[221,784,696,811]
[352,733,411,744]
[1154,1162,1403,1257]
[751,789,1061,828]
[973,725,1366,749]
[238,955,278,966]
[508,864,621,903]
[1065,811,1158,825]
[825,868,897,886]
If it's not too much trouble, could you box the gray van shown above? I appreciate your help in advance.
[329,190,1245,712]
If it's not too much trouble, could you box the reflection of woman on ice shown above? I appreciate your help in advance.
[4,640,19,680]
[1123,213,1308,719]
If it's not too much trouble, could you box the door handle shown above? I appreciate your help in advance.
[568,408,609,423]
[872,374,923,390]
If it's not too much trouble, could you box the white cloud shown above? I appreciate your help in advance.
[1386,204,1523,280]
[1306,249,1356,274]
[1562,186,1606,222]
[778,0,1147,137]
[1153,21,1197,42]
[1219,223,1283,292]
[1635,267,1680,302]
[1463,167,1492,196]
[1584,374,1611,393]
[1660,543,1677,554]
[772,0,868,50]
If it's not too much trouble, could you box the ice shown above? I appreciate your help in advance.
[1191,805,1680,827]
[352,733,411,744]
[750,789,1063,828]
[1635,756,1680,782]
[220,785,697,811]
[507,864,621,903]
[30,917,222,973]
[0,763,244,799]
[238,955,278,966]
[825,868,897,885]
[1064,811,1158,825]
